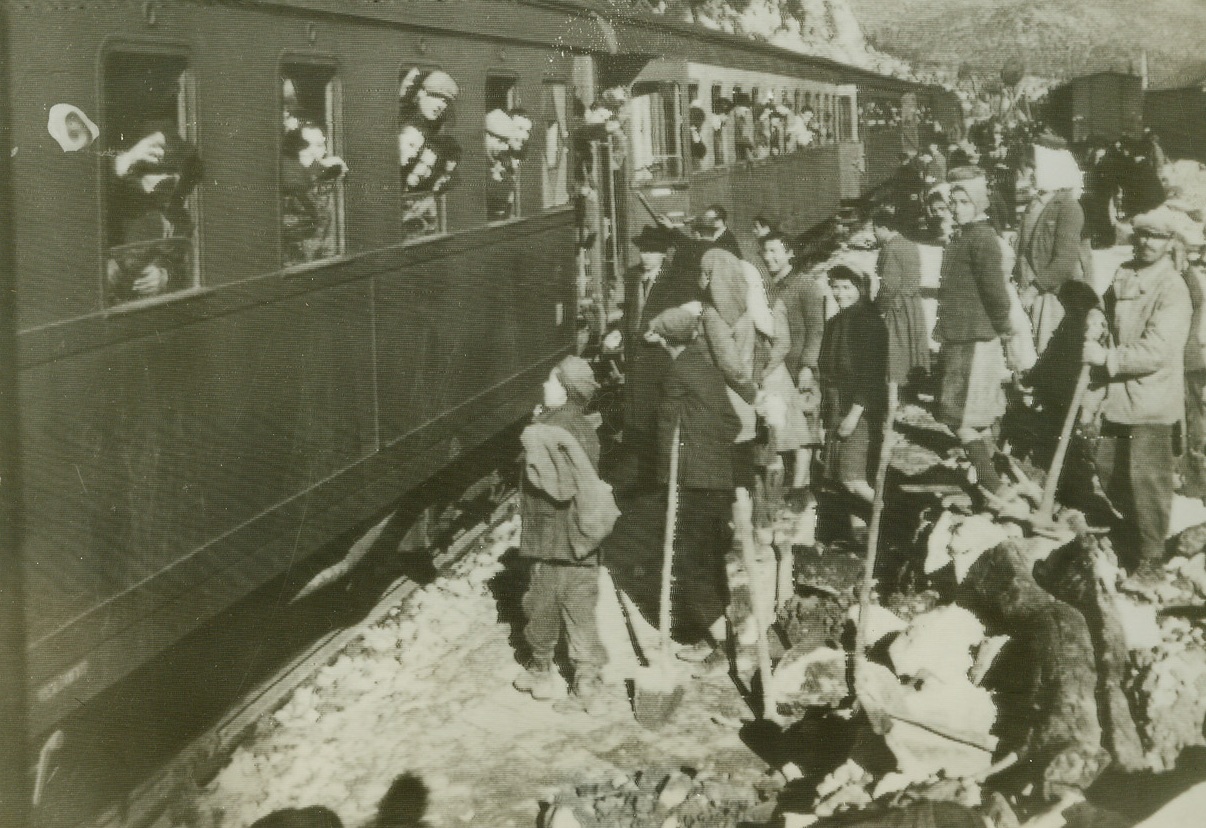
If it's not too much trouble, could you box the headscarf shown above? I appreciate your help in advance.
[948,166,990,221]
[1034,144,1083,195]
[554,355,599,403]
[701,248,747,326]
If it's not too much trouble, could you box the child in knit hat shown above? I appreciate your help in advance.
[514,355,616,715]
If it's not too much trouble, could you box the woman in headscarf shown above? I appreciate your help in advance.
[1014,143,1093,356]
[935,168,1023,514]
[818,266,888,506]
[871,204,931,388]
[699,248,759,490]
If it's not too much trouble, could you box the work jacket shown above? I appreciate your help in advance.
[1100,256,1192,426]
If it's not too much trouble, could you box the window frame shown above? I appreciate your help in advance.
[278,51,347,271]
[484,70,522,223]
[97,38,205,314]
[630,80,684,185]
[539,77,573,210]
[397,61,453,244]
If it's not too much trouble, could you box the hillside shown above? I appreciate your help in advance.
[845,0,1206,87]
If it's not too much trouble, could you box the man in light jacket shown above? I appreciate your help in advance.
[1083,206,1192,583]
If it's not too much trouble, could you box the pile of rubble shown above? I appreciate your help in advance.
[538,767,770,828]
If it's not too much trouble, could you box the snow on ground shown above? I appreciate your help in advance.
[188,515,767,828]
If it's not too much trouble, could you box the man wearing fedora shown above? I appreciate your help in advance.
[621,224,701,490]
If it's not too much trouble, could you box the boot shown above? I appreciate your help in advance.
[514,659,560,700]
[554,668,609,716]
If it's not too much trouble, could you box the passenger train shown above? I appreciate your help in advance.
[0,1,953,822]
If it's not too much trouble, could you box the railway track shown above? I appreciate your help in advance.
[90,485,519,828]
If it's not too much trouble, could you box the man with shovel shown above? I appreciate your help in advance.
[1082,206,1191,584]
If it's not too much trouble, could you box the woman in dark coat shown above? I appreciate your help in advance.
[935,168,1019,507]
[818,265,888,503]
[871,204,931,387]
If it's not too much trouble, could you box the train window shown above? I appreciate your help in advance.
[711,84,728,166]
[102,51,200,308]
[839,97,854,141]
[398,66,462,242]
[630,81,682,183]
[541,82,570,208]
[485,74,522,222]
[280,62,347,267]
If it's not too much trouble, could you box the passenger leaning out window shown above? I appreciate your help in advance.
[486,108,518,221]
[281,121,348,265]
[106,121,201,305]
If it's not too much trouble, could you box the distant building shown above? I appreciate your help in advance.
[1144,74,1206,163]
[1044,71,1143,144]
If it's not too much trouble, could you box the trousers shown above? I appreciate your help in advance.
[1096,421,1176,567]
[522,561,607,670]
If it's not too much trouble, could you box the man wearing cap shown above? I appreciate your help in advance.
[1082,206,1192,583]
[417,70,458,123]
[622,225,701,490]
[485,109,517,221]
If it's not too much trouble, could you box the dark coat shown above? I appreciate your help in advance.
[818,299,888,423]
[622,256,704,446]
[519,402,600,564]
[657,337,741,491]
[1016,190,1088,294]
[935,220,1013,344]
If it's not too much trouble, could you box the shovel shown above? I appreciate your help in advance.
[633,420,685,728]
[734,486,780,722]
[854,383,899,672]
[1024,309,1106,538]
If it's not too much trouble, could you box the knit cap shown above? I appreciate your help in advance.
[554,355,599,403]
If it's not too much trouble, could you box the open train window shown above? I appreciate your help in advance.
[630,81,682,183]
[485,73,522,222]
[280,61,346,268]
[541,81,570,208]
[102,51,200,308]
[398,66,460,242]
[711,84,728,166]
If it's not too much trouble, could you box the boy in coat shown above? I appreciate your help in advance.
[514,355,615,714]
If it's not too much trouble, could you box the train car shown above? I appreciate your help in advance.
[2,1,940,822]
[1045,71,1144,145]
[4,2,641,819]
[1144,78,1206,164]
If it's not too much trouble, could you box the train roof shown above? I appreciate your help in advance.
[242,0,936,93]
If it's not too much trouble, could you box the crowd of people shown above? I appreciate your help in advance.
[506,111,1206,761]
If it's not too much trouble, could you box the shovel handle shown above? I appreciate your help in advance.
[660,420,681,664]
[855,382,899,668]
[1036,363,1092,523]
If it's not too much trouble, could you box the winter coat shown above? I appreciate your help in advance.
[623,259,703,443]
[818,299,888,426]
[657,337,742,491]
[768,268,828,380]
[1098,255,1192,426]
[935,220,1013,345]
[876,233,931,383]
[1015,190,1091,294]
[701,249,758,441]
[1182,266,1206,375]
[519,403,610,563]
